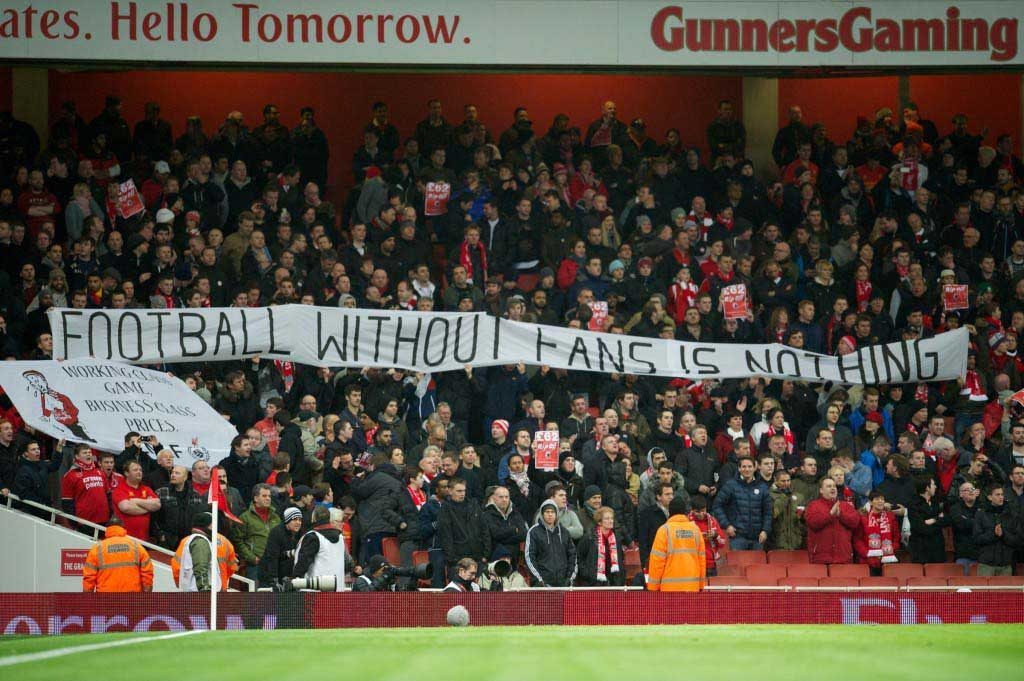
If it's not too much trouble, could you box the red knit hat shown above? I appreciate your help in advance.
[365,166,382,180]
[492,420,509,437]
[840,335,857,351]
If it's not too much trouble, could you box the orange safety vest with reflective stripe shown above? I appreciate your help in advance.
[646,514,707,592]
[82,525,154,593]
[171,531,239,591]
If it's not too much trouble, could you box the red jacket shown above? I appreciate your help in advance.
[804,497,860,564]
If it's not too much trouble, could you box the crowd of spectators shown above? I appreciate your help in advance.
[0,92,1023,589]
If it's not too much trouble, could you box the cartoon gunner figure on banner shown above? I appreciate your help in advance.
[22,369,96,443]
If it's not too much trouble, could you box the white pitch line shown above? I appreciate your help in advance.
[0,629,204,667]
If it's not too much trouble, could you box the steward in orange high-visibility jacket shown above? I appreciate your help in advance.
[647,496,706,592]
[82,518,154,592]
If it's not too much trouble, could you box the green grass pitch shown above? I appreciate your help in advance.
[1,625,1023,680]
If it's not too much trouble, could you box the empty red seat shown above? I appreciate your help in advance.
[985,576,1024,588]
[381,537,402,565]
[767,550,809,564]
[722,550,767,566]
[745,564,787,584]
[818,577,861,588]
[906,577,949,588]
[924,563,963,578]
[859,577,900,588]
[786,564,827,579]
[882,563,923,580]
[624,547,641,582]
[716,565,746,577]
[778,577,819,588]
[828,563,870,579]
[708,576,751,588]
[948,576,989,587]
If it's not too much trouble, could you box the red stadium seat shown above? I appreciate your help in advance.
[624,547,641,582]
[827,564,870,579]
[924,563,963,578]
[905,577,950,588]
[778,577,819,588]
[882,563,923,580]
[708,576,751,588]
[786,564,827,579]
[968,563,980,575]
[745,564,787,583]
[984,576,1024,588]
[818,577,861,588]
[722,550,767,566]
[716,565,746,577]
[859,577,900,588]
[948,576,989,587]
[381,537,402,566]
[767,550,809,564]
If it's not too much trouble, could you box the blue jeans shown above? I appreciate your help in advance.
[729,537,764,551]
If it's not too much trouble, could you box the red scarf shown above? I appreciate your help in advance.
[769,425,796,454]
[595,526,620,581]
[855,280,872,312]
[915,384,930,403]
[935,456,958,494]
[459,239,487,284]
[864,510,898,567]
[407,485,427,510]
[275,360,294,393]
[961,370,986,401]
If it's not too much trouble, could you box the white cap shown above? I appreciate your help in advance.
[153,161,170,174]
[155,208,175,224]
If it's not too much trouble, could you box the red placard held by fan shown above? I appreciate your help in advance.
[942,284,968,311]
[533,430,560,471]
[424,182,451,216]
[117,180,145,219]
[720,284,748,321]
[588,301,609,331]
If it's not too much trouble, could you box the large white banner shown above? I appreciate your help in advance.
[0,358,236,465]
[48,306,968,384]
[0,1,1019,66]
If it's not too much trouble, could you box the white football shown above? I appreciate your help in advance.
[446,605,470,627]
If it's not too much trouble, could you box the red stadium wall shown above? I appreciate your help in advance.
[777,74,1021,154]
[48,70,742,193]
[2,591,1023,634]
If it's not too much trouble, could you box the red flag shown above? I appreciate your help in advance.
[209,466,242,524]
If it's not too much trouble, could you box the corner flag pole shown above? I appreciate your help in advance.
[210,495,219,632]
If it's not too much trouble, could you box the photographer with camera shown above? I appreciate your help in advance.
[292,506,352,590]
[479,555,528,591]
[352,554,433,591]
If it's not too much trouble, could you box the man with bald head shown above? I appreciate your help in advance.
[155,465,208,549]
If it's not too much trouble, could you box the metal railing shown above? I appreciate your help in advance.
[1,492,255,592]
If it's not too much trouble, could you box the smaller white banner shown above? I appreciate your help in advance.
[0,359,236,467]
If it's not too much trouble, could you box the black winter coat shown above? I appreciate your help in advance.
[676,445,719,495]
[276,423,310,485]
[974,504,1022,567]
[525,515,577,586]
[218,452,262,501]
[260,523,300,587]
[154,484,208,549]
[13,456,60,510]
[351,468,405,536]
[437,498,491,565]
[483,502,528,563]
[908,496,949,564]
[949,501,980,561]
